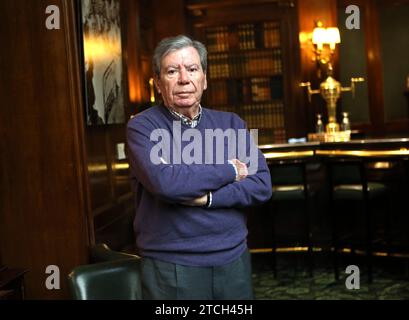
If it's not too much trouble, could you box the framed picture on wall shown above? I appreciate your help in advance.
[79,0,126,125]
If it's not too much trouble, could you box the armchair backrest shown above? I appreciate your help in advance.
[68,258,142,300]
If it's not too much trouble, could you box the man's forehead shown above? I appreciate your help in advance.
[161,47,200,65]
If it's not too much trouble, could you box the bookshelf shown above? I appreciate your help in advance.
[200,22,286,144]
[187,0,301,144]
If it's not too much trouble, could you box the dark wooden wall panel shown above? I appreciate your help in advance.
[338,0,409,136]
[0,0,92,299]
[361,0,385,136]
[152,0,187,43]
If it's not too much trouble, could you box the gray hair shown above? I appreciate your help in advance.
[152,35,207,77]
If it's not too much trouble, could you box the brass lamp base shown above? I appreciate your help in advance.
[300,62,364,144]
[308,131,351,142]
[326,122,339,133]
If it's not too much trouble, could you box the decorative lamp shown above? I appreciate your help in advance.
[300,22,364,142]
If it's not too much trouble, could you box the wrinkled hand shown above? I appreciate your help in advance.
[230,159,248,181]
[181,194,208,207]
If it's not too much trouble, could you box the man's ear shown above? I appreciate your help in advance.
[154,75,161,94]
[203,74,207,91]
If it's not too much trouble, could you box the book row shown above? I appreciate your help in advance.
[240,103,285,130]
[206,76,283,106]
[214,102,286,131]
[208,50,282,79]
[205,22,281,53]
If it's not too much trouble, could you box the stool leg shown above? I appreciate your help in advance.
[304,196,313,277]
[384,193,392,257]
[271,201,278,278]
[331,198,339,281]
[364,195,373,284]
[405,160,409,278]
[328,164,339,281]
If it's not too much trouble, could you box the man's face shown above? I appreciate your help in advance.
[155,46,207,111]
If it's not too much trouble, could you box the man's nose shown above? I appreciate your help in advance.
[177,68,190,84]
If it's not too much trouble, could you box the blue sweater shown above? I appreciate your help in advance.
[126,105,272,266]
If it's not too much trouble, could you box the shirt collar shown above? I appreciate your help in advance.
[167,105,202,128]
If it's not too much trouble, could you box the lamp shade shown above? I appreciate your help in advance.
[326,27,341,49]
[312,27,326,50]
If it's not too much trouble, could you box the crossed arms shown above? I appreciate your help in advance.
[126,117,272,209]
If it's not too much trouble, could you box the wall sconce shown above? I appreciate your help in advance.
[312,21,340,68]
[300,21,364,142]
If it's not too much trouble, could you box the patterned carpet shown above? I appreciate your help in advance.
[251,252,409,300]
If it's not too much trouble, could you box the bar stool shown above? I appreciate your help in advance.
[268,158,314,278]
[326,157,391,283]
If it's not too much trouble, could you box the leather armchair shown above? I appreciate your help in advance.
[68,258,142,300]
[68,244,142,300]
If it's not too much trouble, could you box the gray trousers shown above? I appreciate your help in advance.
[140,250,253,300]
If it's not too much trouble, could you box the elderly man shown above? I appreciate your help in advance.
[127,35,272,300]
